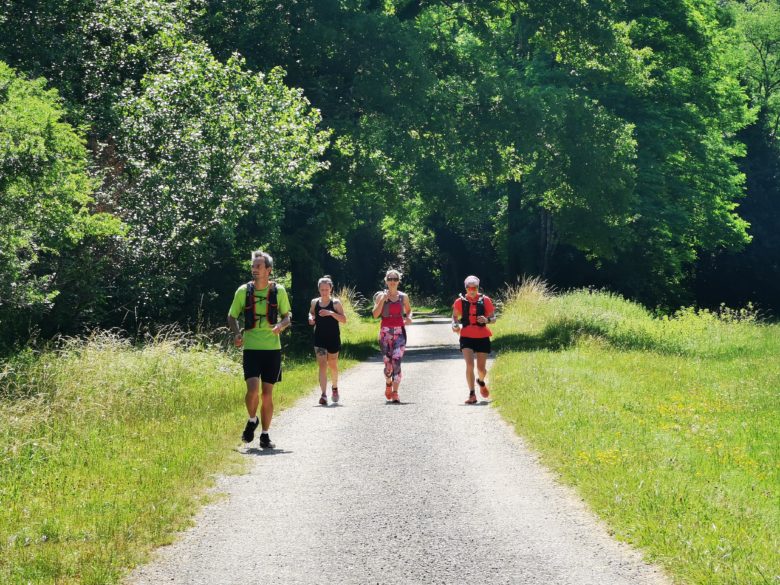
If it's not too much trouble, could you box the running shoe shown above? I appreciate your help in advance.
[385,384,393,400]
[479,383,490,399]
[259,433,275,449]
[465,392,478,404]
[242,418,259,443]
[331,387,340,403]
[319,394,327,406]
[391,390,400,403]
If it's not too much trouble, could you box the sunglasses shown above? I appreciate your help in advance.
[386,277,400,282]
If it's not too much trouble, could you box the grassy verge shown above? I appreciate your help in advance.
[0,292,377,585]
[491,280,779,585]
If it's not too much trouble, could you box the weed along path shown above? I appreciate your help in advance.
[127,317,669,585]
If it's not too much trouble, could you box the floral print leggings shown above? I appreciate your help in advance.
[379,326,406,382]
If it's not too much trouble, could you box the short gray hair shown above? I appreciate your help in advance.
[251,250,273,268]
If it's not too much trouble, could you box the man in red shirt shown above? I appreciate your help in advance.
[451,275,496,404]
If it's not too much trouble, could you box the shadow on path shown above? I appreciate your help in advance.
[239,447,294,457]
[402,345,463,363]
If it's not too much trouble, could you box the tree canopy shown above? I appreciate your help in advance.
[0,61,121,343]
[1,0,778,349]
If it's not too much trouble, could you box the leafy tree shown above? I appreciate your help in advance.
[696,0,780,313]
[425,1,751,303]
[0,0,772,346]
[81,0,205,134]
[199,0,443,313]
[115,41,330,320]
[0,61,121,349]
[0,0,201,130]
[735,0,780,139]
[0,0,94,106]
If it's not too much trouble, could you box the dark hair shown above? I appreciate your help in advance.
[251,250,273,268]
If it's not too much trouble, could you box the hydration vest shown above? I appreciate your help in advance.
[381,292,407,319]
[245,281,278,329]
[460,293,486,327]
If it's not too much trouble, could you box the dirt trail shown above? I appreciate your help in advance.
[127,317,669,585]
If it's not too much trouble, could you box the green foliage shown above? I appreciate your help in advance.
[733,0,780,132]
[198,1,444,314]
[390,0,753,300]
[0,61,122,348]
[694,1,780,314]
[1,0,777,344]
[115,41,330,318]
[0,0,95,107]
[0,0,202,129]
[522,91,639,260]
[81,0,204,132]
[607,0,752,299]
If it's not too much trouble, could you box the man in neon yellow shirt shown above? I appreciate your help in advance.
[228,250,291,449]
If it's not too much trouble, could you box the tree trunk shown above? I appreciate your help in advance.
[539,210,558,278]
[281,196,323,325]
[506,179,525,280]
[288,247,319,324]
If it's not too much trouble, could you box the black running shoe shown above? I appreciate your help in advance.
[259,433,275,449]
[242,418,259,443]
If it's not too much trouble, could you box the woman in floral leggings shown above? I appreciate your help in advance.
[372,269,413,403]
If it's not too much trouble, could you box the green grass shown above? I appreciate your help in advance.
[491,280,779,585]
[5,281,776,585]
[0,292,377,585]
[411,301,451,315]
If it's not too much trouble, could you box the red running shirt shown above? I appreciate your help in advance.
[381,298,405,328]
[452,295,494,338]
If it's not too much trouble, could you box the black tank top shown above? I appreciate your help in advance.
[314,299,341,344]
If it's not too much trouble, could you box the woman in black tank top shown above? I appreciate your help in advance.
[308,276,347,405]
[314,298,341,348]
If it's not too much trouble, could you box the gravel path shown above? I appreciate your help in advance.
[127,317,670,585]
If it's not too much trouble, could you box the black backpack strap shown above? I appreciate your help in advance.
[266,282,279,325]
[459,294,470,326]
[475,294,486,326]
[459,293,486,327]
[244,282,256,329]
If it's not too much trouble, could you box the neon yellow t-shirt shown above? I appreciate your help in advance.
[228,283,291,350]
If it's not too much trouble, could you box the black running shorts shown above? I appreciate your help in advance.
[314,339,341,355]
[242,349,283,383]
[459,336,492,354]
[314,332,341,356]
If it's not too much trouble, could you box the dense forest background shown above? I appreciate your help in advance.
[1,0,778,351]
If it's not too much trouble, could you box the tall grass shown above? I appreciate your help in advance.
[335,286,377,356]
[491,280,780,585]
[496,279,762,358]
[0,293,377,585]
